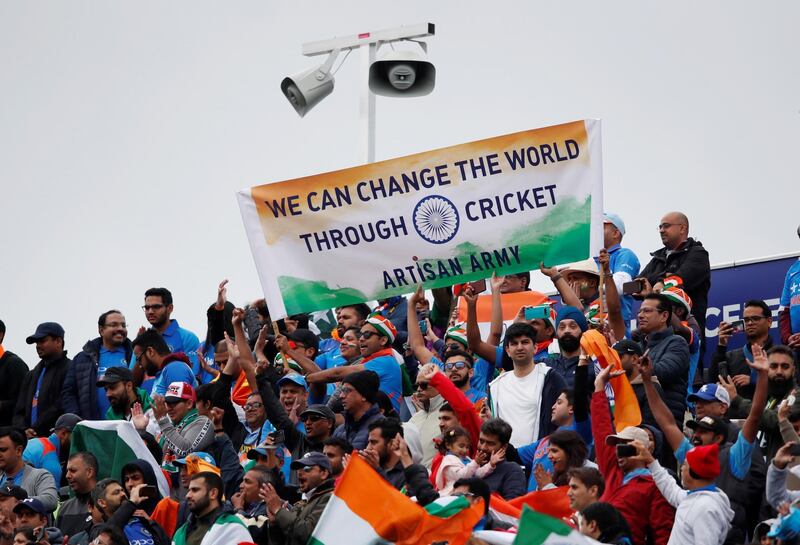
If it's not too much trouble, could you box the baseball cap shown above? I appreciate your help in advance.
[686,415,729,437]
[289,451,331,472]
[277,373,308,391]
[0,485,27,500]
[96,366,134,387]
[613,339,643,357]
[687,384,730,406]
[604,213,626,236]
[605,426,651,450]
[165,382,196,403]
[26,322,65,344]
[173,452,216,466]
[299,405,335,422]
[686,443,721,480]
[14,498,46,515]
[51,413,82,433]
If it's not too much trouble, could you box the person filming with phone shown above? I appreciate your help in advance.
[709,299,775,400]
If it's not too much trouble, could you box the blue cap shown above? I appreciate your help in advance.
[26,322,65,344]
[14,498,46,515]
[290,451,331,472]
[277,373,308,391]
[687,383,730,405]
[555,306,588,333]
[174,452,216,467]
[604,213,626,236]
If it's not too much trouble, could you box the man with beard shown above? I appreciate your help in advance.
[640,345,768,544]
[549,307,594,388]
[56,452,98,537]
[725,345,799,460]
[131,329,196,397]
[262,452,335,545]
[97,366,158,435]
[173,472,251,545]
[62,310,133,420]
[473,418,526,500]
[358,418,439,504]
[141,288,201,380]
[488,322,566,447]
[710,299,775,399]
[321,437,352,477]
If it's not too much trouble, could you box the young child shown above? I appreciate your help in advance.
[435,427,501,496]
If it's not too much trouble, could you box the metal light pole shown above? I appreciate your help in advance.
[292,23,435,164]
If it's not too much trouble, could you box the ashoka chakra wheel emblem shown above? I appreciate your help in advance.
[413,195,460,244]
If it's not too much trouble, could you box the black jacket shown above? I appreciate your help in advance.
[108,499,170,545]
[640,237,711,329]
[708,337,774,399]
[642,328,690,428]
[0,350,29,426]
[62,338,134,419]
[13,352,71,435]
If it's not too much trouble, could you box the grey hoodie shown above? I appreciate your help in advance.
[649,460,735,545]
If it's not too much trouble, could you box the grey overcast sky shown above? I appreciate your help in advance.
[2,1,798,365]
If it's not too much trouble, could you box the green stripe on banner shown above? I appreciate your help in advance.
[424,495,471,518]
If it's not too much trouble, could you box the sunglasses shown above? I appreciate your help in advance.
[299,465,319,473]
[301,414,325,423]
[444,361,469,371]
[357,331,379,340]
[415,382,430,390]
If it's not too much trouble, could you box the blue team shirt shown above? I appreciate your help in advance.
[675,430,753,480]
[161,319,201,376]
[781,259,800,334]
[97,346,130,417]
[364,354,403,413]
[150,361,197,396]
[22,434,61,484]
[430,356,489,402]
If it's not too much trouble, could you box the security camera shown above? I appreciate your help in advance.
[369,50,435,97]
[281,50,340,117]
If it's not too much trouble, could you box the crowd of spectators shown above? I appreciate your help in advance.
[0,212,799,545]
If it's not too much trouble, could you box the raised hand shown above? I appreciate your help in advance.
[539,261,559,279]
[131,402,150,430]
[595,362,625,392]
[463,285,478,307]
[597,248,611,274]
[152,395,168,419]
[635,353,653,383]
[773,442,797,470]
[417,363,440,382]
[231,307,245,327]
[490,446,506,467]
[490,272,505,294]
[747,343,769,374]
[628,439,655,465]
[408,285,425,306]
[533,464,552,489]
[718,374,737,402]
[255,325,270,355]
[215,279,229,310]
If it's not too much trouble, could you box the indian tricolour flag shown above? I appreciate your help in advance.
[513,506,600,545]
[70,420,170,497]
[310,455,484,545]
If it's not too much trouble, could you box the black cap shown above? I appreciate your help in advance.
[686,415,728,437]
[613,339,644,357]
[299,404,336,422]
[50,413,82,433]
[26,322,65,344]
[341,370,380,404]
[288,329,320,354]
[13,498,46,515]
[289,451,331,472]
[96,366,134,387]
[0,485,27,500]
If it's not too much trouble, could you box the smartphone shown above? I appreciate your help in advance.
[524,305,550,321]
[789,444,800,457]
[418,320,428,334]
[140,485,158,499]
[718,362,729,380]
[616,444,637,458]
[729,319,745,333]
[269,429,286,444]
[469,279,487,295]
[622,280,644,295]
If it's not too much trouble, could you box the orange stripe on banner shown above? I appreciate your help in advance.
[456,291,552,323]
[580,329,642,432]
[337,455,483,545]
[508,486,573,521]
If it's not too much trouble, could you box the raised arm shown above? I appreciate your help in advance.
[598,249,626,341]
[741,343,770,443]
[464,287,498,364]
[541,262,584,311]
[637,355,685,453]
[408,286,438,364]
[306,364,365,384]
[487,273,505,347]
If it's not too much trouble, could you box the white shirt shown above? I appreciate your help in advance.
[489,363,549,447]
